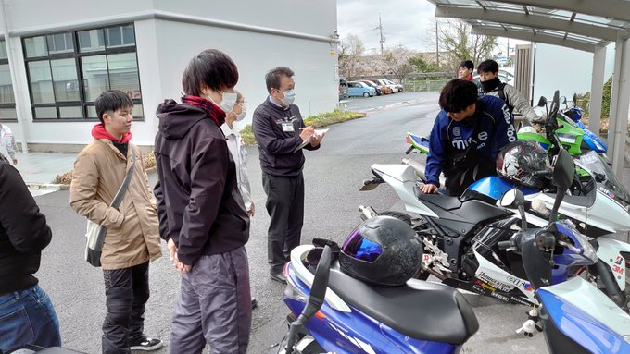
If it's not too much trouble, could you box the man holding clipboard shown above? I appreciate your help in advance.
[252,67,324,284]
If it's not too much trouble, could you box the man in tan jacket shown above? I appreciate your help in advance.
[69,91,162,354]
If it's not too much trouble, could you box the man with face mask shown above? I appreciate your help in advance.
[477,59,539,125]
[252,67,324,284]
[219,91,259,309]
[154,49,251,353]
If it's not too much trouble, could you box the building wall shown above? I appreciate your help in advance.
[152,19,338,134]
[532,43,615,106]
[0,0,338,150]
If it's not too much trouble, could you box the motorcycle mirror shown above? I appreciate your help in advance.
[500,189,527,230]
[536,96,548,107]
[552,149,575,190]
[284,245,333,354]
[561,96,567,106]
[548,149,575,223]
[572,93,578,107]
[309,245,332,303]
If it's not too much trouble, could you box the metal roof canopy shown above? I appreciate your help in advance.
[426,0,630,177]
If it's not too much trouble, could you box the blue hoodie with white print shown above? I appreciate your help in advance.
[425,95,516,187]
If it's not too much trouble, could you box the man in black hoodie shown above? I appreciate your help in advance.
[154,49,251,354]
[0,157,61,351]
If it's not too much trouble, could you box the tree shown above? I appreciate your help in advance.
[408,55,439,73]
[438,19,497,74]
[338,33,366,79]
[382,45,414,83]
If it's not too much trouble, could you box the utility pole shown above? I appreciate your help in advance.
[375,13,385,55]
[435,20,439,67]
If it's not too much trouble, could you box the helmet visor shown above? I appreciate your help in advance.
[342,228,383,262]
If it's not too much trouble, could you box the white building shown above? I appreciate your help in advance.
[0,0,339,152]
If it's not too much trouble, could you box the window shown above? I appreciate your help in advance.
[23,24,143,121]
[0,41,16,121]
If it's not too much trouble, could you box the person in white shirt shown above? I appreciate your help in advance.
[220,91,254,216]
[0,122,18,165]
[220,91,258,309]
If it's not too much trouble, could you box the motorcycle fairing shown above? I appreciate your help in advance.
[596,237,630,291]
[538,277,630,353]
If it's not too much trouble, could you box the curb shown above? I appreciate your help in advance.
[26,183,68,190]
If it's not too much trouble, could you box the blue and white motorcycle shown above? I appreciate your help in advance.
[497,148,630,353]
[272,240,479,353]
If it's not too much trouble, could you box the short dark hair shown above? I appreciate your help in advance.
[439,79,478,113]
[182,49,239,96]
[477,59,499,74]
[265,67,295,92]
[95,91,133,125]
[459,60,474,70]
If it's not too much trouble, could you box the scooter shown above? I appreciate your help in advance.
[273,241,479,353]
[496,148,630,353]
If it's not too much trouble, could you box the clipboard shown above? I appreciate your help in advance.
[294,139,310,152]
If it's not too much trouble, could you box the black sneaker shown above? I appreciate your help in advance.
[129,337,163,351]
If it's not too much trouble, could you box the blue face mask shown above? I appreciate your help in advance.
[281,90,296,106]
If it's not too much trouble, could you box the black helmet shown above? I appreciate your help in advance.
[338,215,421,287]
[497,140,551,189]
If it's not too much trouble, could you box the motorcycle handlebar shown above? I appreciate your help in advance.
[497,240,514,251]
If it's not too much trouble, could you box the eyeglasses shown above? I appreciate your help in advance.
[342,228,383,262]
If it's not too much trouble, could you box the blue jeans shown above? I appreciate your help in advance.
[0,285,61,351]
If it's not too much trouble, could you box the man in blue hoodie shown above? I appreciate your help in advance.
[422,79,516,197]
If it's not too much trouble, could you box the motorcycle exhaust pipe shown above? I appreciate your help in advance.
[421,264,447,281]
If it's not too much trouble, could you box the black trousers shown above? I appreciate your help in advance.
[102,261,150,354]
[262,172,305,274]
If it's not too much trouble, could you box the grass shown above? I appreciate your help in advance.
[52,150,157,185]
[239,109,366,146]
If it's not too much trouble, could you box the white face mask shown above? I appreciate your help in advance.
[281,90,296,106]
[235,104,247,121]
[218,92,237,114]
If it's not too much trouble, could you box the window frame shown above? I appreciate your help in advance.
[22,24,143,122]
[0,40,17,122]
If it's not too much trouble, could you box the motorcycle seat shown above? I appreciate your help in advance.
[327,264,479,345]
[415,189,462,210]
[415,188,510,235]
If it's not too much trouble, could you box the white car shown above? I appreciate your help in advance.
[375,79,400,93]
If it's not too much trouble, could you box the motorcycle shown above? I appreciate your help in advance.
[272,241,479,354]
[361,92,630,311]
[518,93,630,207]
[497,148,630,353]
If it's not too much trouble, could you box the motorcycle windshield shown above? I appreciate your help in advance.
[577,152,630,205]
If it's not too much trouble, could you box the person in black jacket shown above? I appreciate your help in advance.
[154,49,251,354]
[0,159,61,351]
[252,67,324,284]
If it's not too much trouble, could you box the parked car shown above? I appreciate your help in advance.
[347,81,376,97]
[374,78,399,93]
[368,79,391,94]
[473,69,515,86]
[385,79,404,92]
[339,78,349,100]
[358,79,383,95]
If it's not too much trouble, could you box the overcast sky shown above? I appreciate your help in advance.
[336,0,518,55]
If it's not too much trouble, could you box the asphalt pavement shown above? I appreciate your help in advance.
[34,91,584,353]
